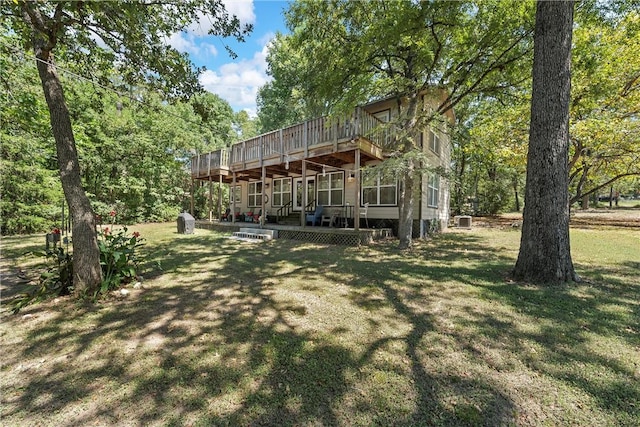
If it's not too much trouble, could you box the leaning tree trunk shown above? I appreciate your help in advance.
[513,0,578,283]
[34,42,103,295]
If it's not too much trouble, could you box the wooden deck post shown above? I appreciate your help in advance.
[242,141,246,169]
[231,171,236,224]
[304,120,309,158]
[301,160,307,227]
[190,179,195,217]
[355,149,361,232]
[279,128,284,163]
[208,176,213,222]
[218,174,222,221]
[261,166,266,228]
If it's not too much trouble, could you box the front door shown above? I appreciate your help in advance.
[293,177,315,211]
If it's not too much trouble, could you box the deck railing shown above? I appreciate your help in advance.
[192,108,390,177]
[192,149,230,178]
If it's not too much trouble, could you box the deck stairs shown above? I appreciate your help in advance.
[276,213,306,226]
[231,228,277,242]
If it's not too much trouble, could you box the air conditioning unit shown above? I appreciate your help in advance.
[455,215,472,228]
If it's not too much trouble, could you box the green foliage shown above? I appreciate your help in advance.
[0,1,251,236]
[232,110,259,141]
[267,0,535,246]
[455,6,640,213]
[568,10,640,203]
[70,86,200,224]
[9,225,144,312]
[10,234,73,314]
[257,33,321,132]
[0,44,240,231]
[1,1,252,101]
[190,92,235,149]
[0,34,64,234]
[97,226,144,296]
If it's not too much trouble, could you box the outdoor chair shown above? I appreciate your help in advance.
[360,202,369,228]
[221,208,231,221]
[306,205,324,226]
[252,209,262,223]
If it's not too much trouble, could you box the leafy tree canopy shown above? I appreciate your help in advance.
[263,0,535,247]
[2,1,251,100]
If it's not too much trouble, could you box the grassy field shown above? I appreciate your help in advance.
[1,221,638,426]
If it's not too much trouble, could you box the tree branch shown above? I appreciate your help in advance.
[570,172,640,204]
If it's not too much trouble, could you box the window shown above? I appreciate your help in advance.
[362,173,397,206]
[230,185,241,204]
[272,178,291,206]
[429,130,441,156]
[316,172,343,206]
[248,181,263,207]
[427,174,440,208]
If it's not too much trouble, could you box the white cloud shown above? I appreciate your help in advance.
[200,41,273,112]
[167,32,199,54]
[185,1,255,35]
[206,44,219,57]
[164,0,274,113]
[168,0,255,51]
[257,31,275,47]
[222,0,256,26]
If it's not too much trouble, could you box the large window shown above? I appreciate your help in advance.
[427,174,440,208]
[248,181,263,207]
[230,185,241,204]
[272,178,291,206]
[316,172,343,206]
[362,173,397,206]
[429,130,441,156]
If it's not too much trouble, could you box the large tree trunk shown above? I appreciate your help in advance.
[34,42,103,296]
[513,0,578,283]
[396,95,421,249]
[397,161,416,249]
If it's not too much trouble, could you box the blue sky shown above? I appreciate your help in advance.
[168,0,290,115]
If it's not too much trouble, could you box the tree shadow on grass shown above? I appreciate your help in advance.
[472,261,640,424]
[2,228,637,425]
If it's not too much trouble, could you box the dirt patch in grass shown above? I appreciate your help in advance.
[471,208,639,229]
[1,223,638,426]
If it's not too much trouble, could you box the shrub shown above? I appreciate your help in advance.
[10,229,72,313]
[10,226,144,313]
[97,226,144,295]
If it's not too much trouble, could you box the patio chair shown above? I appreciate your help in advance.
[221,208,231,221]
[360,202,369,228]
[306,205,324,226]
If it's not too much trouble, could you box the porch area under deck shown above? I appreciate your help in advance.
[196,220,393,246]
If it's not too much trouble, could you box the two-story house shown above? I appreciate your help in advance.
[191,92,453,242]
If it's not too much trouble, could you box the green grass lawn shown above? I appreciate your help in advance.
[1,223,638,426]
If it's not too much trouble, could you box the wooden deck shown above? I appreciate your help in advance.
[191,107,387,183]
[196,220,393,246]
